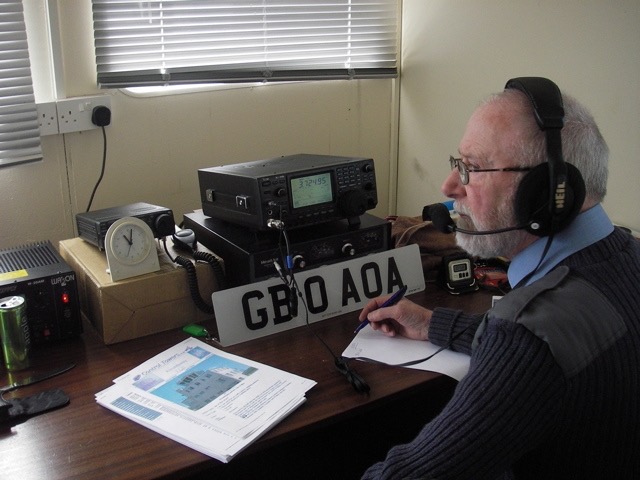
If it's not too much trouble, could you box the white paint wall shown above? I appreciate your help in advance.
[398,0,640,232]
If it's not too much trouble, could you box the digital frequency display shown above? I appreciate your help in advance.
[290,172,333,209]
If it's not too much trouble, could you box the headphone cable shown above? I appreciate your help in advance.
[349,314,474,368]
[291,276,370,394]
[274,226,370,394]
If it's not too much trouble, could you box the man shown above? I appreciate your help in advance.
[358,78,640,479]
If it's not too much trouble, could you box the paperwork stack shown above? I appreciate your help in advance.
[96,338,316,462]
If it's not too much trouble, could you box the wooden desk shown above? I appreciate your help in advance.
[0,283,492,479]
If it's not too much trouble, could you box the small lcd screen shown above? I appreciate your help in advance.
[453,262,469,273]
[290,172,333,209]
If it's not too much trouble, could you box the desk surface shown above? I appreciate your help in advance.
[0,283,492,479]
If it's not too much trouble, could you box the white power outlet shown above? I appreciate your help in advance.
[57,95,112,134]
[36,102,59,136]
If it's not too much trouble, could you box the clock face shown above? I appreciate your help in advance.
[109,221,152,265]
[105,216,161,281]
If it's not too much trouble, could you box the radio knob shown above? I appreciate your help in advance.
[274,187,286,197]
[342,243,355,256]
[154,213,175,237]
[338,190,367,217]
[362,163,373,173]
[292,255,306,269]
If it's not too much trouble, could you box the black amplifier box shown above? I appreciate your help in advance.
[183,211,391,289]
[76,202,175,250]
[0,241,82,344]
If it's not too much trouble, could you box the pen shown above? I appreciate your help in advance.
[354,285,408,334]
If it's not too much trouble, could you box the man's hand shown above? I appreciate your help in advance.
[358,296,432,341]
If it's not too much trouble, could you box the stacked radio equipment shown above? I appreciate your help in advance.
[187,154,391,288]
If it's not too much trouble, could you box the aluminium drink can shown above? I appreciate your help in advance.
[0,295,30,371]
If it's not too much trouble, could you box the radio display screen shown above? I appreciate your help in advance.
[290,172,333,209]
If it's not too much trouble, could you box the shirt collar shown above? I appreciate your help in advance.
[508,203,614,288]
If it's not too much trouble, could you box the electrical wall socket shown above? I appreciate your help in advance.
[57,95,112,134]
[36,102,59,136]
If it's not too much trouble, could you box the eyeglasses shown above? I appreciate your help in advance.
[449,156,532,185]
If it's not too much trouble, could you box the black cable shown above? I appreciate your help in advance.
[291,276,370,394]
[193,250,227,291]
[349,315,477,368]
[162,238,219,315]
[162,237,177,262]
[174,255,214,314]
[273,224,370,394]
[85,126,107,212]
[281,229,293,275]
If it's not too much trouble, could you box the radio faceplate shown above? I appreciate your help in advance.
[183,211,391,288]
[198,154,378,230]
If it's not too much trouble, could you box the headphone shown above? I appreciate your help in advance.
[505,77,586,237]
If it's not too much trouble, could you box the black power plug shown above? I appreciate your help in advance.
[91,106,111,127]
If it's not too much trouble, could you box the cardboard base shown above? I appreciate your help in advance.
[59,238,221,344]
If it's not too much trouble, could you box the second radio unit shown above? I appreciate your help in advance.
[198,154,378,230]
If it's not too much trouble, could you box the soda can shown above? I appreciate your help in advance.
[0,295,30,371]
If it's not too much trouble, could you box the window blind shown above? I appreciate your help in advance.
[92,0,399,88]
[0,0,42,168]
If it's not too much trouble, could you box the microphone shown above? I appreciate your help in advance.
[424,203,530,235]
[424,203,456,233]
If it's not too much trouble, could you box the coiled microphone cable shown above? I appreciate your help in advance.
[162,238,226,315]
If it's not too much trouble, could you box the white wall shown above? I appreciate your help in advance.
[0,1,396,249]
[398,0,640,232]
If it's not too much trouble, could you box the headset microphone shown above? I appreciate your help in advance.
[424,203,530,236]
[424,203,456,233]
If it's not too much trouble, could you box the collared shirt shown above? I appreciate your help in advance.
[508,203,614,288]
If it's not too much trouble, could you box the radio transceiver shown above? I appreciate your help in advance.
[198,154,378,231]
[184,211,391,288]
[76,202,175,250]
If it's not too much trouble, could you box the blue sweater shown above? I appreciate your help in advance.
[362,227,640,479]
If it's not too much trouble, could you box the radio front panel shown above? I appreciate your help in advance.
[199,154,378,231]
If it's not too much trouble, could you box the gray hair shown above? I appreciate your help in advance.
[484,88,609,203]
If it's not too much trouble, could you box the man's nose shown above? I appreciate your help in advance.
[441,168,465,198]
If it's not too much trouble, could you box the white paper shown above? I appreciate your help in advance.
[96,338,316,462]
[341,325,471,381]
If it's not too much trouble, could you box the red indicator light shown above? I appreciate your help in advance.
[61,293,70,304]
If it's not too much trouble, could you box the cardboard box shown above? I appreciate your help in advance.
[59,238,221,344]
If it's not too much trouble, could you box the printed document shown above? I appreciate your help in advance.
[96,337,316,463]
